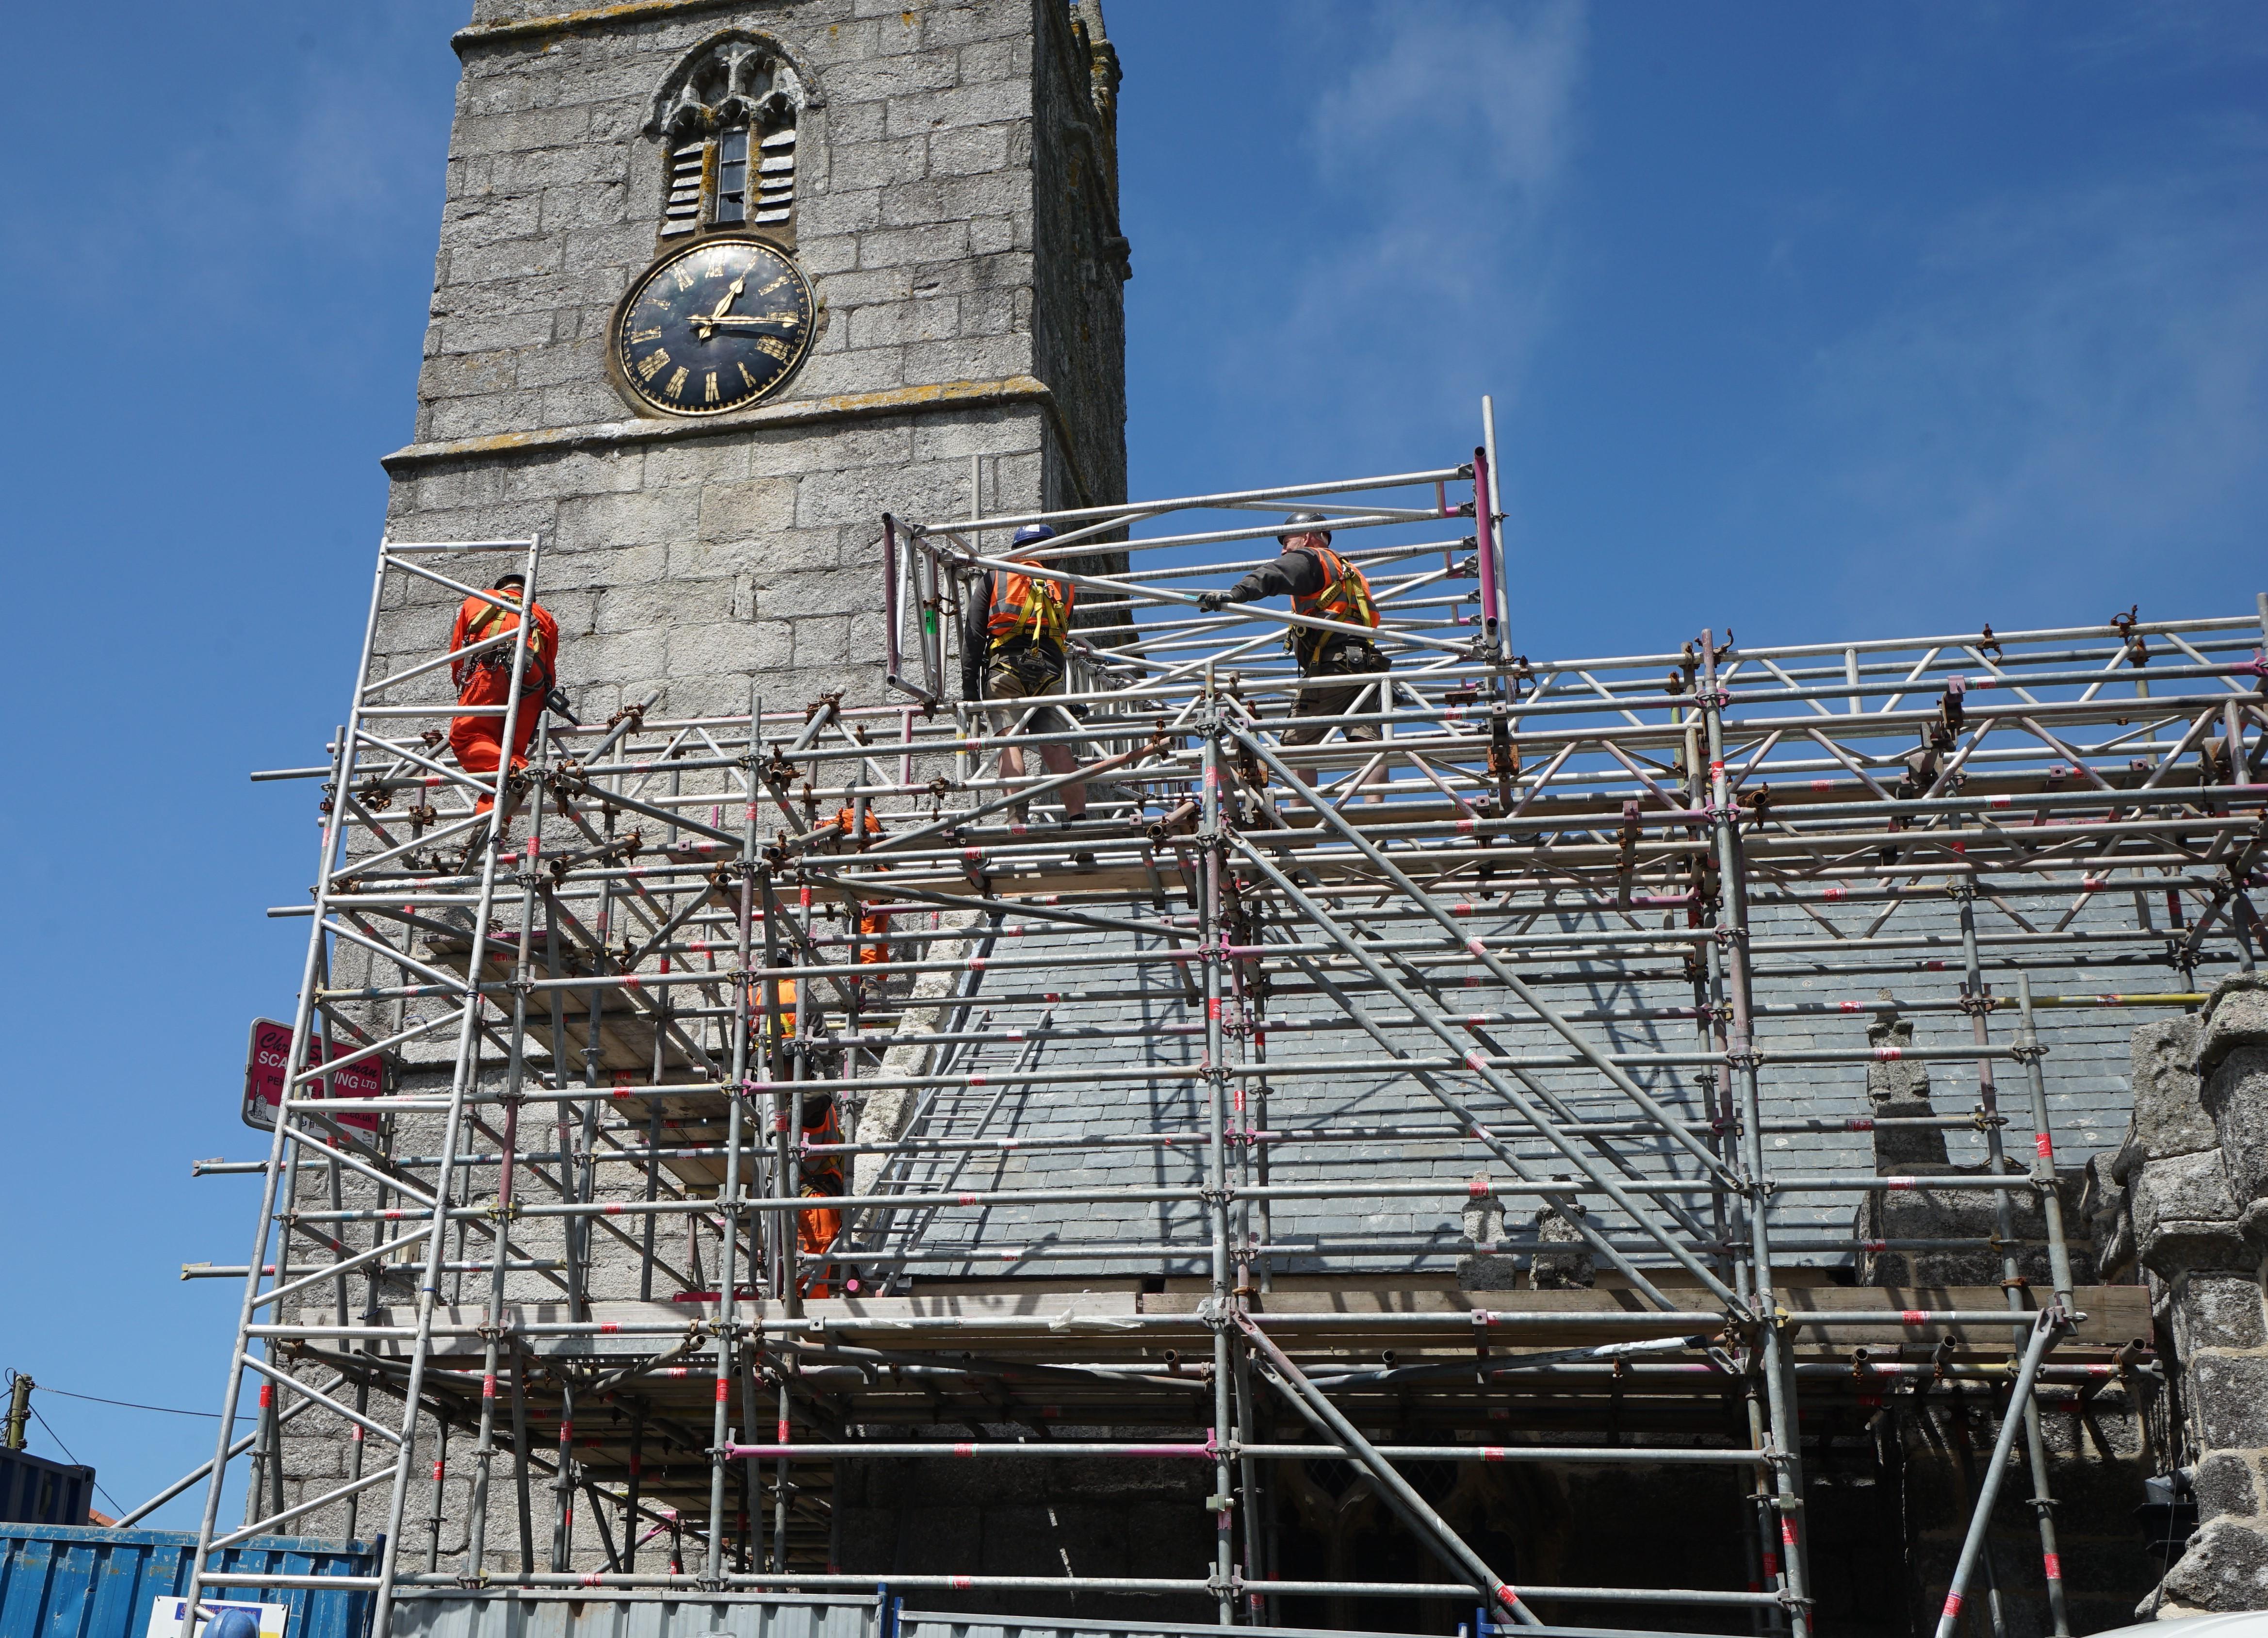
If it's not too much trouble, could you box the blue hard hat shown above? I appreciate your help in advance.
[205,1610,261,1638]
[1010,524,1056,548]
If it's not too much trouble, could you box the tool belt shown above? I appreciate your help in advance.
[986,638,1066,686]
[1301,636,1390,678]
[470,648,551,693]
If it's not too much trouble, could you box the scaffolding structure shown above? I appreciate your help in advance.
[170,409,2268,1638]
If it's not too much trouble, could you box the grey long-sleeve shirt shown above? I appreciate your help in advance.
[1222,547,1330,607]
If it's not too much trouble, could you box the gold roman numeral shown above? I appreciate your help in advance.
[704,371,720,403]
[636,348,671,382]
[754,336,791,360]
[629,327,662,343]
[738,362,758,389]
[672,265,695,292]
[665,366,689,398]
[759,276,787,295]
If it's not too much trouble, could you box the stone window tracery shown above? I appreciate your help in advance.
[652,34,803,241]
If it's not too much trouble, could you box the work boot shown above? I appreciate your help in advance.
[1055,811,1095,871]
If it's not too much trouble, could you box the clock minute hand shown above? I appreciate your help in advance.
[707,314,795,328]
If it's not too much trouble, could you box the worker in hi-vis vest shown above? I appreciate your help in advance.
[797,1093,844,1298]
[836,805,894,998]
[1199,512,1389,797]
[448,571,560,820]
[960,524,1090,829]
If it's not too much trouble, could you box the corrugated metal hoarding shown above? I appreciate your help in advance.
[391,1592,886,1638]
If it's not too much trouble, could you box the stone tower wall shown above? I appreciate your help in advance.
[258,0,1129,1565]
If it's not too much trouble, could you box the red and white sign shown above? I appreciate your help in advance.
[242,1017,384,1133]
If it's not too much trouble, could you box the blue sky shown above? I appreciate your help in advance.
[0,2,2260,1528]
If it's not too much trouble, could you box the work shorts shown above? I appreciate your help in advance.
[1281,640,1391,748]
[984,645,1077,737]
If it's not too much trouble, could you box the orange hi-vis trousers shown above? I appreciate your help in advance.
[450,669,542,816]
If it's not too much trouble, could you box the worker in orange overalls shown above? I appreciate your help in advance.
[797,1094,845,1298]
[835,806,893,999]
[750,966,841,1295]
[448,571,560,818]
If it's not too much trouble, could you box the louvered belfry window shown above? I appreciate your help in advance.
[653,36,803,242]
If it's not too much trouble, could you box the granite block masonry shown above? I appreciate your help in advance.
[2092,976,2268,1616]
[266,0,1132,1576]
[378,0,1127,729]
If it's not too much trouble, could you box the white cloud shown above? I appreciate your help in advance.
[1196,0,1588,471]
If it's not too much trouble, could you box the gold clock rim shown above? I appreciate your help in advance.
[608,235,816,420]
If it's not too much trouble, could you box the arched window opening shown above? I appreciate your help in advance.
[653,35,804,242]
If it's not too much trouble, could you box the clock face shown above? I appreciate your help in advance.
[613,238,816,416]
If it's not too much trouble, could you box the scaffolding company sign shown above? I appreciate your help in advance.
[243,1018,383,1133]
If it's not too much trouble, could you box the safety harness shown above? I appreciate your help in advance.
[985,566,1074,654]
[1287,545,1380,667]
[459,593,553,692]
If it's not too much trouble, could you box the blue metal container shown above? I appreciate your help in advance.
[0,1449,97,1527]
[0,1523,377,1638]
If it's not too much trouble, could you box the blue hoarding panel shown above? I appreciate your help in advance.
[0,1524,377,1638]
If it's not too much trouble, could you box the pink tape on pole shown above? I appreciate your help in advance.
[2043,1553,2062,1581]
[1943,1592,1963,1620]
[2036,1133,2054,1159]
[1901,1310,1928,1325]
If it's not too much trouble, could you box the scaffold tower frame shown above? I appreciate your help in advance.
[166,403,2268,1638]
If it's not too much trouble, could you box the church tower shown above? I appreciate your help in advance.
[379,0,1128,724]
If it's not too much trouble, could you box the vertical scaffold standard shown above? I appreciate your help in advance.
[171,411,2268,1637]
